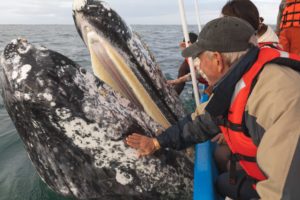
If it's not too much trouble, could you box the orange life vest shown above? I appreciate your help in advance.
[280,0,300,29]
[218,47,300,184]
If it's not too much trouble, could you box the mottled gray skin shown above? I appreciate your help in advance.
[0,39,193,200]
[73,0,186,124]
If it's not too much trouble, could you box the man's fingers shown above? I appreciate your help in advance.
[211,135,219,142]
[126,136,140,143]
[126,138,141,148]
[125,133,155,158]
[126,133,146,148]
[126,134,143,142]
[128,133,145,139]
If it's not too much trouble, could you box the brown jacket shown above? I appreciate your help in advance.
[247,63,300,199]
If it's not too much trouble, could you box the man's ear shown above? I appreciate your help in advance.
[212,52,225,73]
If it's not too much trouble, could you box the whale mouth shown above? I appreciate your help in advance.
[86,30,143,110]
[78,24,171,129]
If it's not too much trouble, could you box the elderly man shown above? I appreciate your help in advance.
[126,16,300,199]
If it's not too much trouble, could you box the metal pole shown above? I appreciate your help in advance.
[178,0,200,107]
[194,0,202,32]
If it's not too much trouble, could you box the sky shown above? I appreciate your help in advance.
[0,0,281,25]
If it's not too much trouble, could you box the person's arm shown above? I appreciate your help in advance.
[126,102,220,156]
[156,109,219,150]
[173,60,191,94]
[167,73,191,85]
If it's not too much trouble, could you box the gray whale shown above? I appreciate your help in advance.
[0,38,193,199]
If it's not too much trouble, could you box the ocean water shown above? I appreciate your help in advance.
[0,25,198,200]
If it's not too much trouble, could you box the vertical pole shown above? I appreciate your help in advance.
[178,0,200,107]
[194,0,202,32]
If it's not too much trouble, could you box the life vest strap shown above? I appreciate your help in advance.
[232,153,256,162]
[215,117,248,134]
[229,153,257,186]
[287,1,300,7]
[283,10,300,16]
[229,153,238,185]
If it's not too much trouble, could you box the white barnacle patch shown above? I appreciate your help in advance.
[55,108,72,120]
[37,92,53,102]
[38,46,48,51]
[135,186,143,193]
[68,120,103,147]
[12,71,18,80]
[128,35,164,90]
[108,12,112,17]
[32,120,40,129]
[102,2,111,11]
[53,147,58,153]
[38,47,49,57]
[17,43,31,55]
[43,93,53,101]
[59,186,70,196]
[50,102,56,107]
[11,39,18,45]
[83,106,90,112]
[14,91,21,100]
[115,168,133,185]
[68,182,79,197]
[13,91,31,101]
[16,64,32,83]
[74,71,98,97]
[11,55,21,67]
[24,93,31,101]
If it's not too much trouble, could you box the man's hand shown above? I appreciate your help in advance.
[126,133,160,157]
[211,133,226,144]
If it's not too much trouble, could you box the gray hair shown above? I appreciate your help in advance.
[204,34,258,66]
[203,50,247,66]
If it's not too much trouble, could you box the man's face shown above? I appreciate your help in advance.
[194,51,226,86]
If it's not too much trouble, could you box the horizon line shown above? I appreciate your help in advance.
[0,23,276,26]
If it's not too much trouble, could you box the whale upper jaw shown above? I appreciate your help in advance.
[72,0,186,128]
